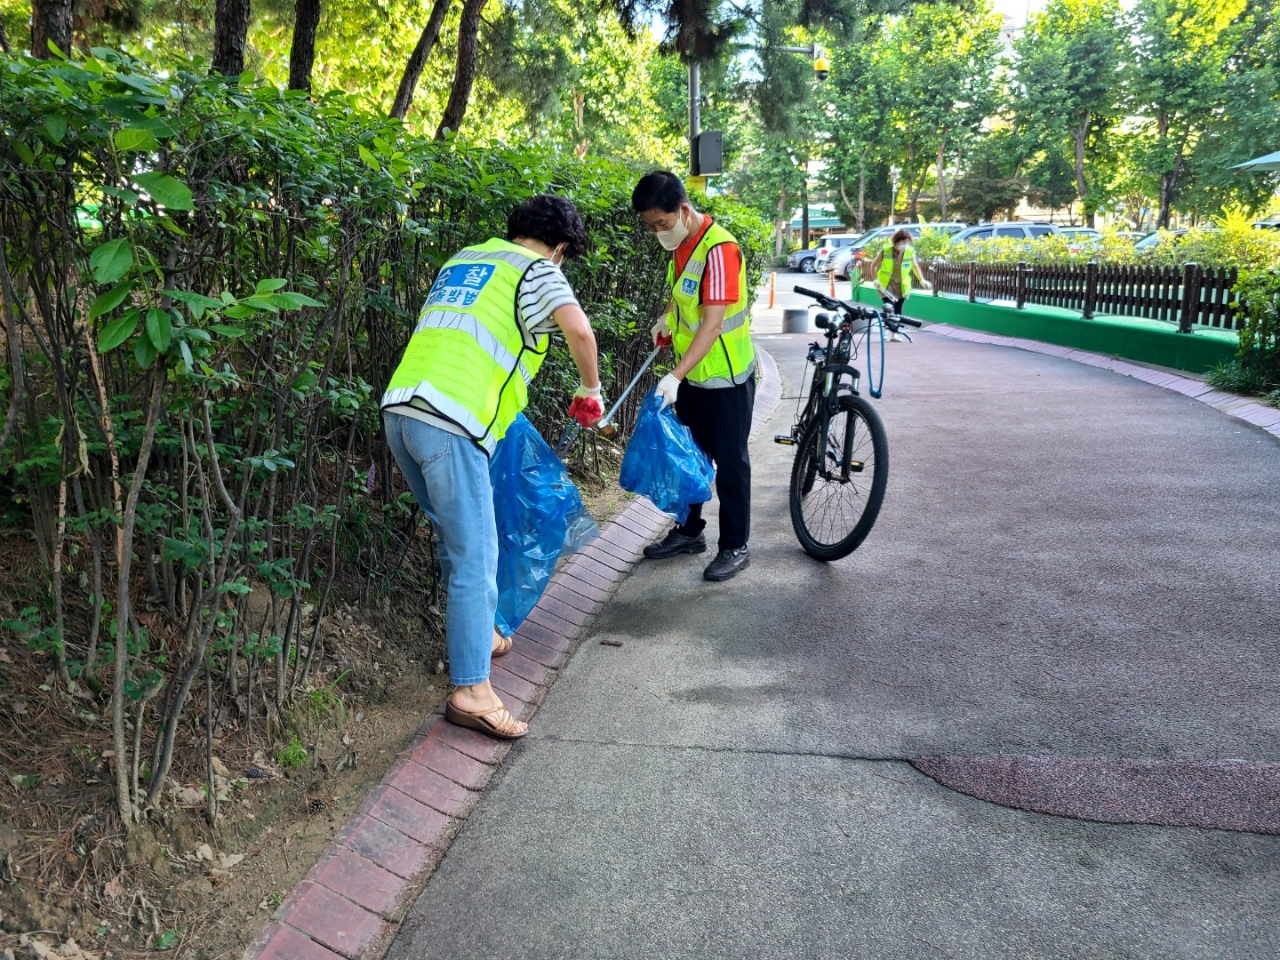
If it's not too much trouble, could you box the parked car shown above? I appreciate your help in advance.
[787,244,822,273]
[1253,219,1280,231]
[1132,227,1217,252]
[828,223,969,279]
[823,227,894,275]
[952,222,1061,243]
[812,233,862,272]
[1057,226,1102,253]
[1110,231,1146,243]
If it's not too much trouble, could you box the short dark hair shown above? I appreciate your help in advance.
[506,194,588,260]
[891,228,912,244]
[631,170,688,215]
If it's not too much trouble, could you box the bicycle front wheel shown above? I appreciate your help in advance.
[789,394,888,561]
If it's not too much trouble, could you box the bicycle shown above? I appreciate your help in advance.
[774,286,921,561]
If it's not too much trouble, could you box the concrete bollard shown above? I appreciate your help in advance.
[783,308,809,333]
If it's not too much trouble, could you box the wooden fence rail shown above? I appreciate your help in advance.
[915,259,1241,332]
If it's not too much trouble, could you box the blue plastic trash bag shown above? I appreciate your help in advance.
[619,389,715,525]
[491,414,600,637]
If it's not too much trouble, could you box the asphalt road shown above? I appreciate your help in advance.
[386,314,1280,959]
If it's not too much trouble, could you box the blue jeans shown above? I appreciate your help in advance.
[384,411,496,686]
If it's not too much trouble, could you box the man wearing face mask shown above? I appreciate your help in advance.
[631,170,755,582]
[381,194,603,740]
[867,228,930,341]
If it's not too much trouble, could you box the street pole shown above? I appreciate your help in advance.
[801,158,810,249]
[689,61,701,176]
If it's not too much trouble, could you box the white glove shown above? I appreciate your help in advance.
[655,373,681,412]
[651,316,673,347]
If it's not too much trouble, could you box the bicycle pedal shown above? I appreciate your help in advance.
[849,461,865,472]
[773,435,797,446]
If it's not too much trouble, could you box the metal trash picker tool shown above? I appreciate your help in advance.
[554,345,662,460]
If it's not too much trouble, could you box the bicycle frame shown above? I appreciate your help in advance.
[776,285,921,476]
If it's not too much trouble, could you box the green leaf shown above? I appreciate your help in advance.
[98,309,140,352]
[145,309,172,353]
[269,292,325,309]
[44,114,68,144]
[166,290,223,319]
[254,278,288,293]
[13,141,35,165]
[133,172,194,211]
[154,930,178,950]
[210,324,246,338]
[179,340,193,371]
[90,239,133,284]
[358,145,381,171]
[114,127,159,152]
[88,281,133,321]
[134,336,157,369]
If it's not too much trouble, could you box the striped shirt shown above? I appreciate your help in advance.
[387,255,581,440]
[674,215,741,305]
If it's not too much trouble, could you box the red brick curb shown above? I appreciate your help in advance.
[243,348,780,959]
[924,323,1280,439]
[242,500,670,960]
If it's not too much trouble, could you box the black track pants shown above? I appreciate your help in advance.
[674,375,755,551]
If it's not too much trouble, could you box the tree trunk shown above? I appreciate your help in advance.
[775,188,787,258]
[1073,122,1093,227]
[391,0,453,119]
[935,139,949,221]
[287,0,322,92]
[211,0,252,77]
[31,0,74,57]
[0,18,12,53]
[857,161,865,232]
[435,0,488,139]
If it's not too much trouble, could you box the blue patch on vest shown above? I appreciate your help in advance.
[680,277,699,297]
[426,263,495,309]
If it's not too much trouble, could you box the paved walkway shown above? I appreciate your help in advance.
[249,276,1280,959]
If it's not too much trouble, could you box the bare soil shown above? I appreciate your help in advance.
[0,451,629,960]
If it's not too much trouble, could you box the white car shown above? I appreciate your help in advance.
[813,234,860,272]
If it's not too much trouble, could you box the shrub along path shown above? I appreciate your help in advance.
[380,321,1279,958]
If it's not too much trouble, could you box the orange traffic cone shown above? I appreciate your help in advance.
[829,270,835,297]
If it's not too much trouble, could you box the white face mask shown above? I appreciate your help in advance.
[655,210,690,251]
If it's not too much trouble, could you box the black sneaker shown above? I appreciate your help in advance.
[643,526,707,559]
[703,545,750,581]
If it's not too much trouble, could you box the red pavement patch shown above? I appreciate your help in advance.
[912,756,1280,835]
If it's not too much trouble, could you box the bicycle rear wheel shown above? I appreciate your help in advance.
[789,394,888,561]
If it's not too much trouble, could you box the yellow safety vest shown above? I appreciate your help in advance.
[877,243,916,295]
[664,220,755,388]
[380,238,549,454]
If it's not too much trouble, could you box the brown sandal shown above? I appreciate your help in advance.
[445,699,527,740]
[491,633,513,658]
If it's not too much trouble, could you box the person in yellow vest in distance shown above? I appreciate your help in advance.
[632,171,755,583]
[380,195,603,740]
[867,228,930,341]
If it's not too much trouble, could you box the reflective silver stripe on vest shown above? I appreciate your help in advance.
[722,307,749,333]
[677,305,747,336]
[691,359,757,389]
[381,383,497,454]
[682,260,707,279]
[413,309,534,382]
[450,248,540,270]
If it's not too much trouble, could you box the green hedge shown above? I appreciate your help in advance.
[0,48,768,821]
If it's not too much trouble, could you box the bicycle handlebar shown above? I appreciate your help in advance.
[794,285,923,327]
